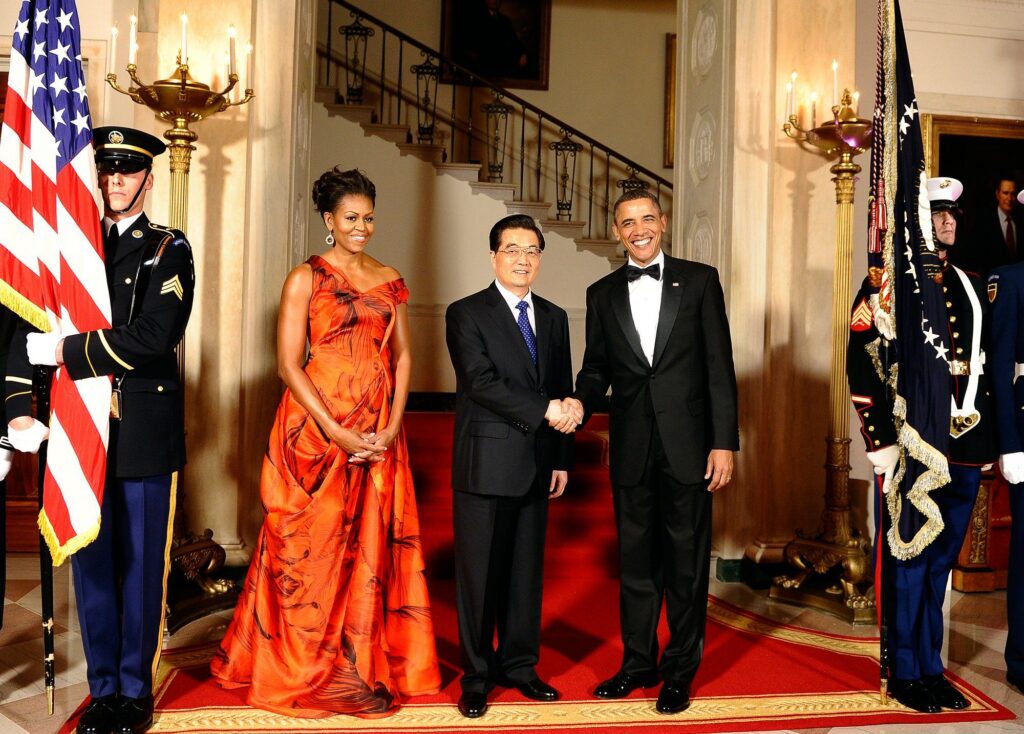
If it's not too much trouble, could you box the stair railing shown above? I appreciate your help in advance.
[319,0,672,241]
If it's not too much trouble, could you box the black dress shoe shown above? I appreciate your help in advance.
[655,681,691,714]
[116,695,153,734]
[923,674,970,710]
[889,679,940,713]
[510,678,559,702]
[1007,672,1024,694]
[77,695,119,734]
[594,670,659,699]
[457,691,488,718]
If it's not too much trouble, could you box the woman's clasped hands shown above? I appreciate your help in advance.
[329,423,398,464]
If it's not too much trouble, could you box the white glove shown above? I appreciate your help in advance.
[999,452,1024,485]
[7,419,49,454]
[866,444,899,494]
[0,447,12,481]
[26,330,61,366]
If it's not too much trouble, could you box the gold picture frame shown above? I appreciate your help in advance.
[922,113,1024,272]
[664,33,676,168]
[922,114,1024,178]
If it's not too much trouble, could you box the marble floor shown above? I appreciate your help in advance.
[0,552,1020,733]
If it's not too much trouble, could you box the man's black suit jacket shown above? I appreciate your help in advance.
[965,207,1024,274]
[575,254,739,486]
[446,283,573,497]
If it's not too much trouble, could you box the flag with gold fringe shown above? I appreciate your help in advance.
[0,0,112,565]
[866,0,949,561]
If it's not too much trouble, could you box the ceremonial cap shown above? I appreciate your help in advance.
[93,126,166,173]
[926,176,963,213]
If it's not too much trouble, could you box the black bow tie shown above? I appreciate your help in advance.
[626,263,661,282]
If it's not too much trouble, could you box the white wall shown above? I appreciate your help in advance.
[332,0,676,176]
[902,0,1024,118]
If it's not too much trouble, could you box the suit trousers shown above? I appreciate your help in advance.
[611,428,711,683]
[453,482,548,694]
[885,464,979,680]
[72,473,175,698]
[1008,481,1024,678]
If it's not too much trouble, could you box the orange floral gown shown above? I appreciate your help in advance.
[211,255,441,717]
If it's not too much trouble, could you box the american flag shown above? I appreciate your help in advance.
[0,0,112,565]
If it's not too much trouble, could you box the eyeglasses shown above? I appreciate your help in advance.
[497,246,542,259]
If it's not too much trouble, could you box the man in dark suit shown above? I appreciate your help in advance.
[565,189,738,715]
[966,176,1024,275]
[986,188,1024,697]
[445,214,575,719]
[7,126,194,734]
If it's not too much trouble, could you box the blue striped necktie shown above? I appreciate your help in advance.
[516,300,537,364]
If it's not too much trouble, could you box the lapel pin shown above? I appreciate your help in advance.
[132,230,144,238]
[672,282,680,287]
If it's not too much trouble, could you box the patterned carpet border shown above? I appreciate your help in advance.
[136,596,1014,734]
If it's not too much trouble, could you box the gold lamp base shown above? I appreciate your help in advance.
[769,535,875,625]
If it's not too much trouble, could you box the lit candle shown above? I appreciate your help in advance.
[245,43,254,90]
[810,91,818,127]
[128,15,137,65]
[108,25,118,75]
[785,82,793,120]
[228,26,237,77]
[831,59,838,107]
[852,91,860,116]
[180,13,188,63]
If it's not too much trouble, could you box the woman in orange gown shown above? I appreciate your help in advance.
[211,168,441,717]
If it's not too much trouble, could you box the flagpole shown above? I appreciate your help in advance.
[33,365,55,715]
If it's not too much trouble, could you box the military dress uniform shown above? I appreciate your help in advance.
[848,258,996,697]
[986,261,1024,693]
[6,128,194,730]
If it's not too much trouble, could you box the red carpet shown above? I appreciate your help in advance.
[60,413,1015,732]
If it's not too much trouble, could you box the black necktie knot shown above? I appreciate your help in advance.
[626,263,661,282]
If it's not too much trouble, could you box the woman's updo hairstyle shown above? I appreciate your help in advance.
[312,167,376,216]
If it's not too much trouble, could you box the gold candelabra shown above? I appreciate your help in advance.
[769,89,876,624]
[105,45,252,627]
[106,55,252,230]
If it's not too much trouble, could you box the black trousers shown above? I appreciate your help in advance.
[453,482,548,694]
[612,429,712,683]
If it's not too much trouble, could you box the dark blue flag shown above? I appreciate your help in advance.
[865,0,949,560]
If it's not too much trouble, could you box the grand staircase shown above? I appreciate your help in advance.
[315,0,674,267]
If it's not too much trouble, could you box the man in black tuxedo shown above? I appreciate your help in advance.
[445,214,575,719]
[566,189,738,715]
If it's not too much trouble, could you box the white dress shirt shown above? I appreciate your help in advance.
[627,249,665,366]
[494,280,536,334]
[103,212,144,238]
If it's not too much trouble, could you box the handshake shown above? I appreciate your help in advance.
[545,397,584,434]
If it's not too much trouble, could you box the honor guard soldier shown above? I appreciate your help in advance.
[6,126,195,734]
[847,177,996,713]
[986,186,1024,697]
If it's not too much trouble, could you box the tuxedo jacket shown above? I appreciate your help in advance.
[446,283,573,497]
[575,254,739,485]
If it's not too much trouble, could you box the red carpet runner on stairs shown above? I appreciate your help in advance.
[61,413,1014,733]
